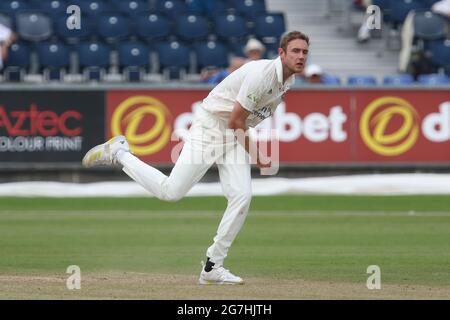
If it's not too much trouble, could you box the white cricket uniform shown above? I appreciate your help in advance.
[118,57,295,266]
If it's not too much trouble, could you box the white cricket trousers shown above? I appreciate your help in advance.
[117,106,252,266]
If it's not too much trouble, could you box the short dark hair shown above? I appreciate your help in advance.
[279,31,310,51]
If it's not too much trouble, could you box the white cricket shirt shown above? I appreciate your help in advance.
[202,57,296,128]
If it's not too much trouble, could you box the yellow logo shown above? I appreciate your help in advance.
[360,97,420,156]
[111,96,172,156]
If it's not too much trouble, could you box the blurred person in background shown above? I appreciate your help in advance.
[244,38,265,61]
[431,0,450,18]
[303,64,325,84]
[203,57,246,84]
[399,0,450,74]
[0,23,16,70]
[202,38,265,84]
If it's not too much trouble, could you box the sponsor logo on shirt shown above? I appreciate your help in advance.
[252,106,273,120]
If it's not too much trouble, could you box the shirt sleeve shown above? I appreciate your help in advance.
[236,69,268,112]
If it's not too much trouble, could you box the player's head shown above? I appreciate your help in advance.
[279,31,309,75]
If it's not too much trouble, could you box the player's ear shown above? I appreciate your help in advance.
[278,47,285,58]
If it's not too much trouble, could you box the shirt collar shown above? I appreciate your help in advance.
[275,57,295,88]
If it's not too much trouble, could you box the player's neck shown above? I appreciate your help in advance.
[282,66,295,84]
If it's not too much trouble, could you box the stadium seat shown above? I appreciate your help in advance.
[155,0,188,19]
[74,0,113,18]
[194,41,229,72]
[2,42,30,82]
[390,0,426,24]
[0,12,12,29]
[228,41,246,58]
[413,10,448,41]
[214,13,249,42]
[96,13,131,43]
[117,41,150,81]
[16,12,53,42]
[383,74,415,85]
[0,1,29,16]
[36,41,71,81]
[429,39,450,69]
[321,74,342,85]
[31,0,67,20]
[253,12,286,44]
[186,0,230,17]
[156,40,190,80]
[232,0,266,20]
[55,14,94,44]
[175,14,210,42]
[135,12,171,42]
[417,73,450,85]
[347,75,378,86]
[77,41,111,81]
[112,0,149,17]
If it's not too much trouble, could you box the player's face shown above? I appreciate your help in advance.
[280,39,309,75]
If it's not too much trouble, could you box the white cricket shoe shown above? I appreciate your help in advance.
[199,263,244,285]
[82,135,130,168]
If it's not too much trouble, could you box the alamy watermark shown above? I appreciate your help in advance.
[366,5,381,30]
[66,5,81,30]
[66,265,81,290]
[366,265,381,290]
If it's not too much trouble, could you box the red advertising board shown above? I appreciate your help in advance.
[106,89,450,164]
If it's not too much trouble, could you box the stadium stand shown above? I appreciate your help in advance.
[0,0,448,85]
[0,0,288,83]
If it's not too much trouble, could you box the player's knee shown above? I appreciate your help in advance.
[161,188,184,202]
[233,190,252,208]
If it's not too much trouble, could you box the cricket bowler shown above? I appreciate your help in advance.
[82,31,309,285]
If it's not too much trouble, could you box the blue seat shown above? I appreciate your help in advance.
[390,0,426,24]
[56,14,94,44]
[112,0,149,17]
[321,75,341,85]
[155,0,188,19]
[27,0,66,20]
[194,41,228,71]
[16,11,53,42]
[347,75,378,86]
[96,13,131,43]
[3,42,30,81]
[186,0,230,17]
[214,13,248,42]
[36,41,71,80]
[429,40,450,68]
[232,0,266,20]
[417,73,450,85]
[254,12,285,43]
[383,74,415,85]
[79,0,114,18]
[413,10,448,41]
[135,12,171,42]
[0,11,13,29]
[117,41,150,81]
[175,13,210,42]
[0,1,29,15]
[156,41,190,79]
[77,41,111,81]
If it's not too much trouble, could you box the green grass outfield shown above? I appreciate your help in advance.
[1,195,450,298]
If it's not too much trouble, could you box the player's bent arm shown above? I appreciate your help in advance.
[228,102,271,168]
